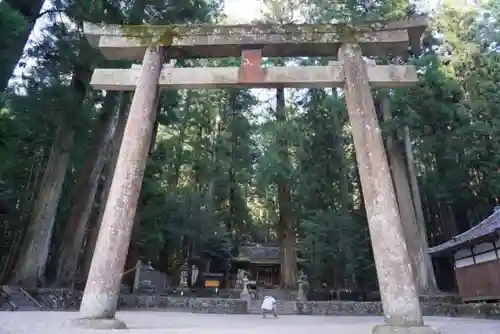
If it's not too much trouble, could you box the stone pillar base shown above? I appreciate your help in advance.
[373,325,440,334]
[70,317,127,329]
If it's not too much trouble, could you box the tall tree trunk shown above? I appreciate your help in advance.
[11,65,90,286]
[381,94,434,294]
[124,97,162,280]
[276,87,297,288]
[404,126,438,293]
[207,111,221,213]
[331,87,356,289]
[227,90,238,237]
[435,200,459,240]
[0,147,45,283]
[11,125,75,287]
[331,89,350,214]
[54,91,119,287]
[81,92,131,280]
[193,125,204,192]
[0,0,45,92]
[168,92,193,191]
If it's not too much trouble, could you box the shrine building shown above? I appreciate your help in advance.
[428,208,500,302]
[230,243,305,288]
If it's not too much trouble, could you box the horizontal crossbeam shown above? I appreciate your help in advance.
[83,16,427,60]
[90,63,418,90]
[94,30,409,60]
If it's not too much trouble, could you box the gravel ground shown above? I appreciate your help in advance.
[0,311,499,334]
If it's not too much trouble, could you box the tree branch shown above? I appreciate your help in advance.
[36,9,66,20]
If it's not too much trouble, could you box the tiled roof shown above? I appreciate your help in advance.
[427,209,500,256]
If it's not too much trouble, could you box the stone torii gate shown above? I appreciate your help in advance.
[77,17,439,334]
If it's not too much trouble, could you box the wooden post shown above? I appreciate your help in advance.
[338,43,438,334]
[74,46,164,329]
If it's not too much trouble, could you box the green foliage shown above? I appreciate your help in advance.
[2,0,500,291]
[0,1,33,92]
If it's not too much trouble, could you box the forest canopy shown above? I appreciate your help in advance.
[0,0,499,293]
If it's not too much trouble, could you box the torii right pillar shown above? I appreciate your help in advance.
[339,43,439,334]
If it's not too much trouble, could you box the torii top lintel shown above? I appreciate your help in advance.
[83,16,427,61]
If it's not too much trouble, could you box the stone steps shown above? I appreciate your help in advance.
[259,289,288,301]
[276,301,297,314]
[0,286,43,311]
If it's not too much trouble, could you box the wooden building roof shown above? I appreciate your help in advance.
[232,243,305,264]
[233,243,281,264]
[427,209,500,256]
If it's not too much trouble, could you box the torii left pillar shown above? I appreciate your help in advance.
[73,46,164,329]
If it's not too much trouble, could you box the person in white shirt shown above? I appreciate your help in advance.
[260,295,278,318]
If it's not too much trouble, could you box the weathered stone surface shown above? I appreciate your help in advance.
[95,30,409,60]
[190,298,248,314]
[295,301,500,319]
[297,301,384,316]
[5,289,500,319]
[372,324,440,334]
[71,317,127,329]
[78,46,164,320]
[419,294,462,304]
[423,302,500,319]
[83,16,427,60]
[340,42,423,327]
[90,64,418,90]
[28,288,83,310]
[116,295,247,313]
[84,17,427,41]
[130,60,175,69]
